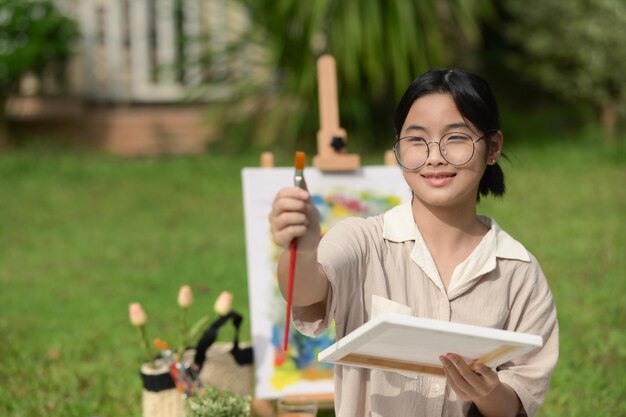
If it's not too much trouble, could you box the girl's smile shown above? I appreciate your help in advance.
[421,171,457,187]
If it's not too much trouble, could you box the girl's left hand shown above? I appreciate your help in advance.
[439,353,501,401]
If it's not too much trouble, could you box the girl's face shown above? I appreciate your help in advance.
[399,93,502,209]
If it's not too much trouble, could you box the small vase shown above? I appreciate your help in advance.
[140,359,184,417]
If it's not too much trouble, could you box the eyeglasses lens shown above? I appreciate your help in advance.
[395,133,475,169]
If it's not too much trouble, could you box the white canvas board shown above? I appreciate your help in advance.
[241,166,411,399]
[318,313,543,375]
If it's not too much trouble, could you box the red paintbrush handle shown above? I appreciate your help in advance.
[284,238,297,351]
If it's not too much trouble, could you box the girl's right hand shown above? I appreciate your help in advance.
[269,187,320,251]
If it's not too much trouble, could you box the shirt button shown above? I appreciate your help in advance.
[433,383,442,393]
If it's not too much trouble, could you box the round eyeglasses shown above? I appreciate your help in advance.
[393,131,492,170]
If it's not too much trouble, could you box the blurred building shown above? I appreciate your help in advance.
[7,0,259,156]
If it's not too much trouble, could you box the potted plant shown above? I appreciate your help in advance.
[128,286,235,417]
[185,385,251,417]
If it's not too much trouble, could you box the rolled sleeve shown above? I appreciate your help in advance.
[292,217,369,339]
[292,273,336,337]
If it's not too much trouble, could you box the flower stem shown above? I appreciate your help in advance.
[178,307,188,358]
[139,325,156,368]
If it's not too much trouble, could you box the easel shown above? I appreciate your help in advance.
[253,54,396,417]
[313,55,360,171]
[261,54,397,170]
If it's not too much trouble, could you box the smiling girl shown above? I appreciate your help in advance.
[269,69,558,417]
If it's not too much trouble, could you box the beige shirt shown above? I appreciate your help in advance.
[293,202,559,417]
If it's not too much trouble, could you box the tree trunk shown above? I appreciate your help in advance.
[600,97,617,143]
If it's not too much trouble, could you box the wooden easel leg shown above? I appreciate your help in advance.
[260,151,274,168]
[314,54,360,172]
[252,398,276,417]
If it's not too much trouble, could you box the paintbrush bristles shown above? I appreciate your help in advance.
[294,151,306,170]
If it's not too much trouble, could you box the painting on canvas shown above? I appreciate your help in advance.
[241,166,411,399]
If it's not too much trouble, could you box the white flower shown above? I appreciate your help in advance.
[177,285,193,308]
[128,302,147,326]
[214,291,233,316]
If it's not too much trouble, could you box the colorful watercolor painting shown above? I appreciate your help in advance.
[242,166,411,399]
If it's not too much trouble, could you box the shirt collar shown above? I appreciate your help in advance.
[383,202,530,296]
[383,202,530,263]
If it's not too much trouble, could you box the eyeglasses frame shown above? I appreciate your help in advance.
[393,130,497,170]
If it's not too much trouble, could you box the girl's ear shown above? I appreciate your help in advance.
[488,131,503,165]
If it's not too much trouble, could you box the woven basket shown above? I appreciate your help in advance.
[199,342,253,396]
[140,351,196,417]
[142,387,184,417]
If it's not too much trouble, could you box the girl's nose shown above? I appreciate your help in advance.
[425,141,446,165]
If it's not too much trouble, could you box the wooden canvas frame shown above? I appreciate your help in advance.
[318,314,543,376]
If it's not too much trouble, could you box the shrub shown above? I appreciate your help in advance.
[0,0,80,94]
[186,386,251,417]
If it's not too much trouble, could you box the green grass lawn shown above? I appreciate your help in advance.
[0,136,624,417]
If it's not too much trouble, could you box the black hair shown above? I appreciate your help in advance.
[394,68,505,200]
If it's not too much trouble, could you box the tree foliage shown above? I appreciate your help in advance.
[0,0,79,145]
[0,0,80,94]
[242,0,492,99]
[502,0,626,138]
[207,0,495,151]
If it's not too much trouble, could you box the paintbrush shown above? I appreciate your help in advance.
[284,151,307,351]
[154,338,195,397]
